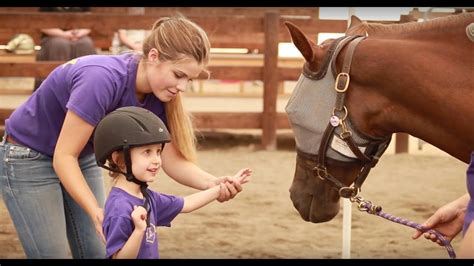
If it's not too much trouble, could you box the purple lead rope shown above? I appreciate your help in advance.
[352,196,456,259]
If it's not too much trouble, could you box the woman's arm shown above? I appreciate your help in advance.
[53,110,105,242]
[161,141,217,190]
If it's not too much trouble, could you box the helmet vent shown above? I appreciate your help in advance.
[130,116,148,132]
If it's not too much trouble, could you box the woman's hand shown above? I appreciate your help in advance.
[214,168,252,202]
[412,195,467,245]
[91,207,106,244]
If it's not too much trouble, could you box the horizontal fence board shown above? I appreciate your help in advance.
[0,7,319,18]
[177,112,290,129]
[0,62,302,81]
[0,62,60,78]
[0,13,263,34]
[0,109,290,129]
[0,12,349,49]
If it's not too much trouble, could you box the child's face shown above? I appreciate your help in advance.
[130,143,163,182]
[145,50,203,102]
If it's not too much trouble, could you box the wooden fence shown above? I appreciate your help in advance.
[0,7,414,152]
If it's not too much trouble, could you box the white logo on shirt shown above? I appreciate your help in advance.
[145,223,156,244]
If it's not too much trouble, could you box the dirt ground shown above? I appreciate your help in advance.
[0,132,467,259]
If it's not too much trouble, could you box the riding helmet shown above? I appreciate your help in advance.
[93,106,170,167]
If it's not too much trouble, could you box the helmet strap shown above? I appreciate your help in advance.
[123,145,134,182]
[123,145,147,187]
[123,145,152,228]
[140,185,151,228]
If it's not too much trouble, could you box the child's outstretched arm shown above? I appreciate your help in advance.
[112,206,147,259]
[181,185,221,213]
[181,168,252,213]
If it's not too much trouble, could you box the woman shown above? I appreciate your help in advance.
[0,15,246,259]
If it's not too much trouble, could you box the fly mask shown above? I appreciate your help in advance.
[286,35,392,198]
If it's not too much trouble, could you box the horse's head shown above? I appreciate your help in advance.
[284,16,391,223]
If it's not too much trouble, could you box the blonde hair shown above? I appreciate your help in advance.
[142,15,211,163]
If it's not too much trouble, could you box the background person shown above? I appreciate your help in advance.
[34,7,97,91]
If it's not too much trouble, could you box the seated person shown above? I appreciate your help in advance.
[116,29,150,54]
[35,7,97,90]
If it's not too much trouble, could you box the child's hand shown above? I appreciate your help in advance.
[131,205,147,231]
[215,168,252,202]
[232,167,252,185]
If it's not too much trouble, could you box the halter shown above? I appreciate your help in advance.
[301,35,391,198]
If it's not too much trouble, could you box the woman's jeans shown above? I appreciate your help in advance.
[0,133,106,258]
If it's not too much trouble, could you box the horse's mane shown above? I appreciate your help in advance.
[364,12,474,36]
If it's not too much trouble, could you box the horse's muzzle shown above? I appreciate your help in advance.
[289,153,341,223]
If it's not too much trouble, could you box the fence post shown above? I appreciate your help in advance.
[395,133,409,153]
[262,11,279,150]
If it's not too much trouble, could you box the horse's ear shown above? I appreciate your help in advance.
[346,15,366,36]
[349,15,362,28]
[284,21,316,62]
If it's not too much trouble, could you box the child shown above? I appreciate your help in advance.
[93,106,252,259]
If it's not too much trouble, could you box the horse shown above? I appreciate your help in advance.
[284,12,474,224]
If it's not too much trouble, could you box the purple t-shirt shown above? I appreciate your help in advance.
[5,53,167,157]
[103,187,184,259]
[464,152,474,235]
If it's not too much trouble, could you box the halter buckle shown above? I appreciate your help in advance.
[339,130,352,140]
[313,165,327,180]
[339,186,357,198]
[332,106,348,121]
[335,72,350,93]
